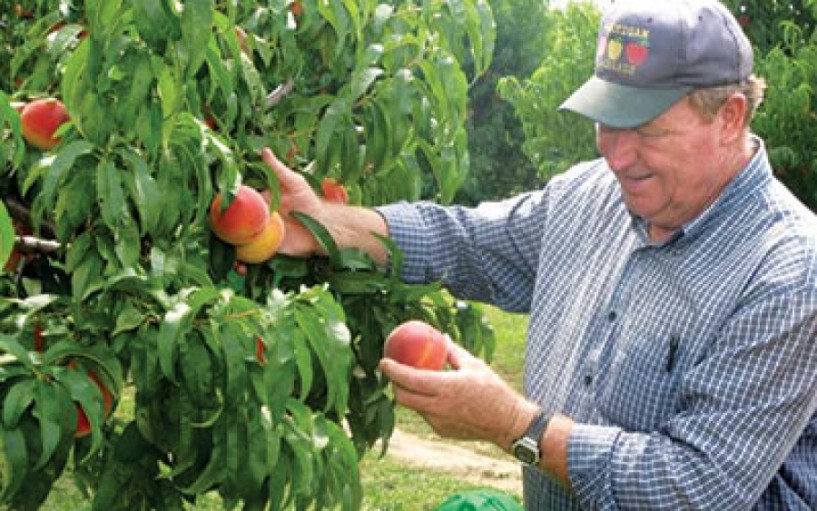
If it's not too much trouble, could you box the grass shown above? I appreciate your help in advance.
[359,455,512,510]
[36,305,529,510]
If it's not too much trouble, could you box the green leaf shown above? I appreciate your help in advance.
[132,0,180,52]
[290,212,340,266]
[182,421,226,494]
[0,92,25,169]
[294,293,351,414]
[361,99,390,173]
[323,419,362,510]
[97,158,128,230]
[315,99,349,176]
[29,141,96,231]
[292,330,313,402]
[283,401,315,496]
[114,217,141,269]
[218,322,249,408]
[180,0,213,78]
[70,247,105,301]
[52,365,107,459]
[0,425,29,504]
[178,333,215,407]
[2,379,36,428]
[0,334,35,371]
[158,63,181,121]
[158,301,192,385]
[32,379,72,470]
[112,302,146,336]
[350,67,383,101]
[120,147,162,235]
[0,202,13,272]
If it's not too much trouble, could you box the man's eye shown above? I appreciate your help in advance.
[637,129,666,138]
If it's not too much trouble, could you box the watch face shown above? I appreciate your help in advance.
[512,443,537,465]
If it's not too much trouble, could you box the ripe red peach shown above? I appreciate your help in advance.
[20,98,70,150]
[321,178,349,204]
[235,212,285,263]
[67,363,114,438]
[209,186,270,245]
[384,320,449,370]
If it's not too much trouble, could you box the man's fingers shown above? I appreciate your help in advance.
[261,147,302,190]
[445,340,482,371]
[379,358,449,397]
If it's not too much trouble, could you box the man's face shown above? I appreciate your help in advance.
[596,98,734,241]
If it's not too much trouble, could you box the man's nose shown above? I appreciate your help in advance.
[601,129,639,171]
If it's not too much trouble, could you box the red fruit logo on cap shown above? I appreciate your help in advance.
[625,42,649,66]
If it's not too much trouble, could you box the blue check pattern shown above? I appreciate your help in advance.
[377,137,817,510]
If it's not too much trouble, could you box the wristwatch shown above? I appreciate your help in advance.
[511,408,552,465]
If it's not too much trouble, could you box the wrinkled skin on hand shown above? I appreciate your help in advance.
[380,341,538,450]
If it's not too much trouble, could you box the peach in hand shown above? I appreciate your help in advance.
[209,185,270,245]
[235,211,285,263]
[384,320,449,370]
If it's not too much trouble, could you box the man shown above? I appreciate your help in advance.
[262,0,817,508]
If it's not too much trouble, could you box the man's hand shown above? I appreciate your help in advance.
[261,147,324,257]
[380,341,539,451]
[260,147,391,264]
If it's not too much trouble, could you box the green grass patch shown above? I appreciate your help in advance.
[360,454,521,510]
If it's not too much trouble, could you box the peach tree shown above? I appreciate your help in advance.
[0,0,496,509]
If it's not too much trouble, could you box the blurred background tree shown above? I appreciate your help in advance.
[455,0,550,204]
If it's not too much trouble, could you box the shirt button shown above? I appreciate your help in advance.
[583,374,593,386]
[607,310,617,322]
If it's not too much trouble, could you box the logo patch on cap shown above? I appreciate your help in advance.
[597,23,651,76]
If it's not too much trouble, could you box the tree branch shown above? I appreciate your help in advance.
[15,235,62,254]
[5,196,56,239]
[265,78,295,109]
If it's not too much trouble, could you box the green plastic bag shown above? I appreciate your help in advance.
[435,489,524,511]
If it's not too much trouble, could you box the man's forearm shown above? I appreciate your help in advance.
[316,203,391,266]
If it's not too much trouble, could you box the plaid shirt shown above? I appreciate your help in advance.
[378,137,817,510]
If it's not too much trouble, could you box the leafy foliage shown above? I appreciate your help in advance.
[496,3,601,183]
[456,0,550,204]
[0,0,496,509]
[721,0,817,211]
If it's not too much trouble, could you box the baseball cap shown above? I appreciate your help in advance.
[559,0,753,128]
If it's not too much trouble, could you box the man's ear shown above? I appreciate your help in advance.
[717,93,749,144]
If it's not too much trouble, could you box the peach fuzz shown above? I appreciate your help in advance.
[384,320,449,370]
[209,186,270,245]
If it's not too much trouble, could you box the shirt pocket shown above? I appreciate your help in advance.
[595,333,684,431]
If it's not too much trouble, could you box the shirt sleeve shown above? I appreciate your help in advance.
[568,284,817,510]
[376,192,550,313]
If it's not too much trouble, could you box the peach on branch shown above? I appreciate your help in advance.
[384,320,449,370]
[321,178,349,204]
[68,364,115,438]
[20,98,70,151]
[209,185,270,245]
[235,212,285,264]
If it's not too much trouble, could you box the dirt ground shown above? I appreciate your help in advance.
[383,428,523,496]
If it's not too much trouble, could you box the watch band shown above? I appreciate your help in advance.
[511,408,552,465]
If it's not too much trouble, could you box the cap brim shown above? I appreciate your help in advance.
[559,76,689,129]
